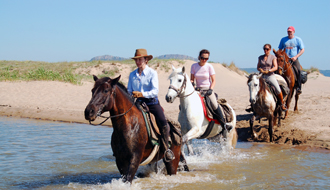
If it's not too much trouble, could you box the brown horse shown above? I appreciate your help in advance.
[273,49,300,118]
[84,75,187,183]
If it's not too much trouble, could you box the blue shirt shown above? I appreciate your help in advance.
[127,65,159,98]
[278,36,305,58]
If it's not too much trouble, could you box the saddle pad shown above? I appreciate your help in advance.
[138,104,181,146]
[217,99,234,123]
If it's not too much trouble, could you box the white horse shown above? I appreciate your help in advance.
[247,73,288,142]
[165,66,237,154]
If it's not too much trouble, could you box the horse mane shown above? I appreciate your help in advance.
[96,77,134,103]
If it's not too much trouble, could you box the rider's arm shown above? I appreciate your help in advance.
[292,48,304,61]
[190,73,195,84]
[210,74,216,90]
[257,58,263,72]
[269,58,278,73]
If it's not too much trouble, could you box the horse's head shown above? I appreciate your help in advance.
[84,75,121,121]
[165,65,189,103]
[273,49,289,75]
[247,73,262,104]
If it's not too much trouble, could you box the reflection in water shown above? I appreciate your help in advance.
[0,116,329,190]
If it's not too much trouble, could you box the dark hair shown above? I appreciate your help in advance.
[198,49,210,60]
[263,44,271,49]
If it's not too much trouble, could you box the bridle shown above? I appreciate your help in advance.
[89,84,134,126]
[277,54,293,74]
[168,73,195,98]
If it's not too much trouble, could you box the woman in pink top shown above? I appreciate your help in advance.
[191,49,230,130]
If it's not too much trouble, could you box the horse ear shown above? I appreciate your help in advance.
[273,49,276,54]
[182,66,185,73]
[111,75,121,86]
[171,65,176,71]
[257,73,262,79]
[93,75,98,81]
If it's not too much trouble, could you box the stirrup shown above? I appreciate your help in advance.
[164,149,175,162]
[297,88,302,95]
[225,123,232,131]
[281,104,287,111]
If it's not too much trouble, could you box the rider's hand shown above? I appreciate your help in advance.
[259,68,264,73]
[132,91,144,98]
[263,70,269,74]
[206,89,213,96]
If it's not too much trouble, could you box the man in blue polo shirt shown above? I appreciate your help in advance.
[278,26,305,94]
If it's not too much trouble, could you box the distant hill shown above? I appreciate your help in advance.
[90,55,127,61]
[90,54,198,62]
[156,54,198,61]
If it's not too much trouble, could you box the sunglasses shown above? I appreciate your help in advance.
[200,57,209,60]
[263,48,270,51]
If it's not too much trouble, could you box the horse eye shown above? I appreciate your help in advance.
[254,84,258,87]
[178,79,182,82]
[104,89,109,93]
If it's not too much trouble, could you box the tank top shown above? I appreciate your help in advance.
[258,54,276,75]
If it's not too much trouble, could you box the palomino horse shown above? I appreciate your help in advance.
[247,73,287,142]
[273,49,301,118]
[165,66,237,154]
[84,75,186,183]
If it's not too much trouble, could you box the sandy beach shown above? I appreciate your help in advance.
[1,60,329,149]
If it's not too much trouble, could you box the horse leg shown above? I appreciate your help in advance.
[120,154,143,183]
[179,151,189,171]
[268,116,274,142]
[284,90,293,118]
[294,91,299,112]
[164,145,181,175]
[250,115,257,140]
[186,140,195,155]
[277,108,282,127]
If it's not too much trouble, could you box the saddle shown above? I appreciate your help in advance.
[198,91,234,124]
[264,76,290,104]
[136,101,182,146]
[292,63,308,84]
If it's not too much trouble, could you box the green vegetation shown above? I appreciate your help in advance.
[304,66,320,73]
[0,59,186,85]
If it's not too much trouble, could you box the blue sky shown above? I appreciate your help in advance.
[1,0,329,69]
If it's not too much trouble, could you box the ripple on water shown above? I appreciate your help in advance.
[0,116,329,190]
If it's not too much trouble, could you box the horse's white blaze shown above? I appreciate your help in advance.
[166,66,237,149]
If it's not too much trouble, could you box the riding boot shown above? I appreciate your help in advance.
[296,73,302,95]
[277,92,287,111]
[214,106,232,131]
[161,124,175,162]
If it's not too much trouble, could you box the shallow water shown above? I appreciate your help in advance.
[0,116,329,190]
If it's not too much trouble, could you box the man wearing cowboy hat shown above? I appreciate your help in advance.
[278,26,305,95]
[127,48,175,162]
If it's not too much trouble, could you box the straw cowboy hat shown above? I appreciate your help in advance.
[131,48,153,60]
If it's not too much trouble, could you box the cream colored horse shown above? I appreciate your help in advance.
[165,66,237,154]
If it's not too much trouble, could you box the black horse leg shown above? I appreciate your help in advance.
[250,115,257,140]
[122,155,142,183]
[179,152,189,171]
[268,116,274,142]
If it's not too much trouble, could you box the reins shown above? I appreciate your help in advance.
[89,85,135,126]
[278,54,293,74]
[168,73,195,98]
